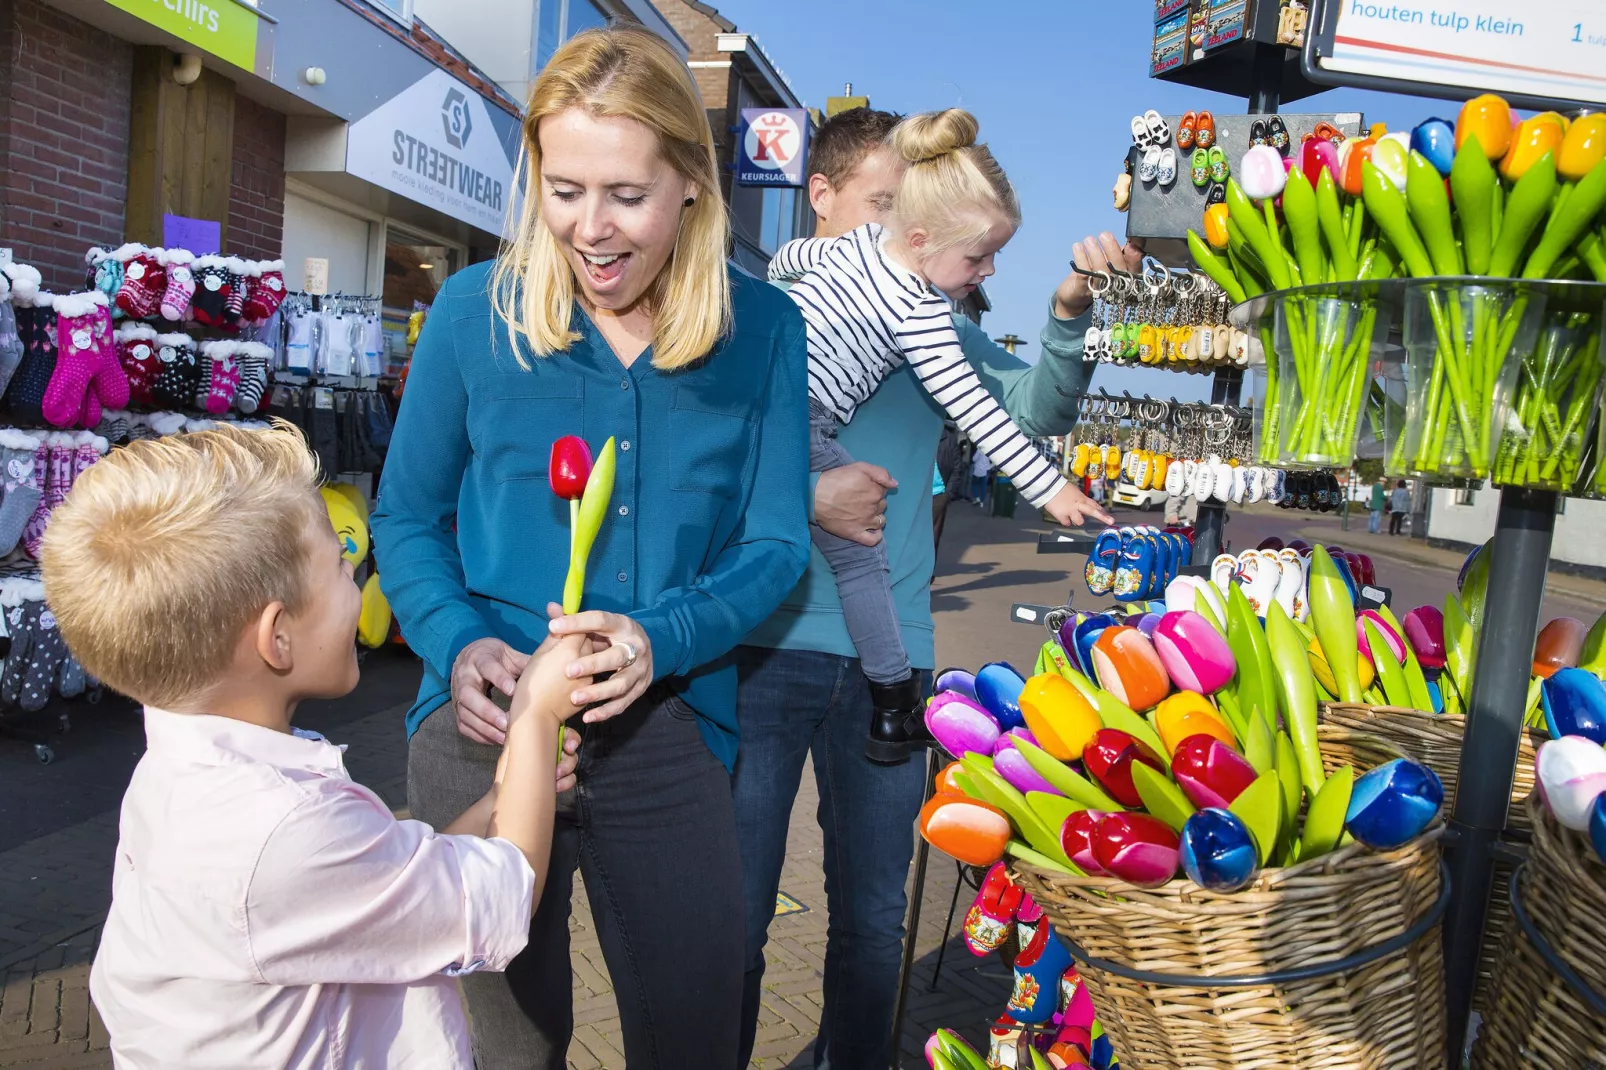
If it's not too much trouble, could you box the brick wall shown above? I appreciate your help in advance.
[0,0,132,293]
[228,95,286,260]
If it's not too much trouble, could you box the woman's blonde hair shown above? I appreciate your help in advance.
[490,26,731,371]
[890,108,1021,252]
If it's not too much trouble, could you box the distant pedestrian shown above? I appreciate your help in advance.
[1089,475,1105,506]
[1369,479,1386,534]
[1389,480,1410,535]
[971,450,993,506]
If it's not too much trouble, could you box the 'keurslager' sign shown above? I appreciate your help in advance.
[346,69,519,236]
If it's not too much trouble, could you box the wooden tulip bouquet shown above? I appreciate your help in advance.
[920,545,1445,894]
[1188,97,1606,482]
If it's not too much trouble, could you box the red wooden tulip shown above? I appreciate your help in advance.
[1404,606,1447,671]
[1091,812,1181,888]
[549,435,594,500]
[1534,617,1587,679]
[1170,734,1259,810]
[1082,728,1164,809]
[1060,809,1107,874]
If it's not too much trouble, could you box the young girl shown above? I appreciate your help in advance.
[771,108,1110,763]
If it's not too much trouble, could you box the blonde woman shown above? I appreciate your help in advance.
[371,26,809,1068]
[771,108,1111,760]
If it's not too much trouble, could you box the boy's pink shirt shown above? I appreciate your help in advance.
[90,707,534,1069]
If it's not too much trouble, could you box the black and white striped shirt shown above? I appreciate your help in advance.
[771,223,1066,507]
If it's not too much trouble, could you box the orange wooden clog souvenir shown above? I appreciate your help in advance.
[919,794,1012,867]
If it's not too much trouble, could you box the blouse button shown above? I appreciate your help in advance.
[618,505,629,516]
[617,571,628,583]
[620,378,630,390]
[620,440,631,451]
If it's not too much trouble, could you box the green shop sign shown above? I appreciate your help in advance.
[103,0,260,71]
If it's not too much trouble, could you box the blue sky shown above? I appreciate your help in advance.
[706,0,1448,400]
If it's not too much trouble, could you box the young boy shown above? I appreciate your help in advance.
[39,423,590,1069]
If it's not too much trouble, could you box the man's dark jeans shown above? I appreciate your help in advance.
[733,645,930,1069]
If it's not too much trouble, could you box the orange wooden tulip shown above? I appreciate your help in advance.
[1154,691,1236,755]
[1019,673,1103,761]
[1559,114,1606,181]
[1338,137,1375,196]
[1502,114,1565,181]
[1091,625,1171,712]
[918,794,1011,866]
[1534,617,1587,679]
[1456,94,1512,160]
[935,760,969,797]
[1203,202,1231,249]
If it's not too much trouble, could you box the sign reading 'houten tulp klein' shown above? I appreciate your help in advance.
[102,0,259,70]
[345,69,519,236]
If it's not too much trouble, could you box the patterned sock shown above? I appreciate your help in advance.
[115,323,159,405]
[201,342,240,414]
[243,259,286,322]
[115,248,166,318]
[0,602,35,708]
[234,342,270,413]
[152,334,200,410]
[21,602,66,712]
[72,434,105,483]
[6,302,57,425]
[159,249,197,322]
[0,435,42,556]
[43,292,110,428]
[190,256,231,327]
[222,258,249,324]
[0,298,23,396]
[96,410,131,444]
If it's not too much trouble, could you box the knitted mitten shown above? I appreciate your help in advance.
[203,343,241,414]
[151,333,200,410]
[159,249,197,321]
[242,259,286,322]
[0,432,42,557]
[115,247,166,318]
[234,341,271,413]
[190,256,231,326]
[116,323,160,405]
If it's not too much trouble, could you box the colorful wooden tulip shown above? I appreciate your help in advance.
[1411,117,1455,174]
[1060,809,1108,874]
[1456,93,1513,160]
[1378,602,1435,713]
[1018,673,1101,760]
[1154,691,1235,755]
[1534,618,1587,679]
[1541,668,1606,745]
[976,662,1028,730]
[1404,606,1447,672]
[993,734,1063,797]
[919,794,1011,866]
[1091,812,1181,888]
[1082,728,1164,808]
[1537,736,1606,830]
[1338,136,1375,196]
[1364,619,1415,709]
[1152,610,1236,695]
[1307,636,1378,696]
[1363,160,1434,277]
[549,434,593,501]
[935,760,969,797]
[1522,153,1606,279]
[1307,547,1363,703]
[1502,114,1565,180]
[1265,602,1325,798]
[1180,808,1259,892]
[1357,610,1406,663]
[1013,738,1123,811]
[959,755,1076,867]
[559,437,616,614]
[1240,144,1287,200]
[1171,734,1259,810]
[1559,113,1606,181]
[1300,137,1340,191]
[1282,167,1324,289]
[1072,614,1118,683]
[1090,626,1170,712]
[1369,134,1409,190]
[1203,202,1231,249]
[925,691,1000,758]
[1344,758,1444,849]
[1591,793,1606,868]
[935,667,978,701]
[1581,609,1606,680]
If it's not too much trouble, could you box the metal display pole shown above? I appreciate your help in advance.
[1192,366,1245,562]
[1441,487,1558,1060]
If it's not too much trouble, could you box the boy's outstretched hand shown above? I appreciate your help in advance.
[1043,482,1113,528]
[509,632,593,726]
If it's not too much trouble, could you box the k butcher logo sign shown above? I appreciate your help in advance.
[347,70,517,236]
[737,108,808,187]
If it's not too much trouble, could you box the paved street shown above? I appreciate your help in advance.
[1,498,1601,1068]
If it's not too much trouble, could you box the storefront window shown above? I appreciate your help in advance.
[382,230,458,375]
[535,0,611,70]
[366,0,414,25]
[759,187,798,254]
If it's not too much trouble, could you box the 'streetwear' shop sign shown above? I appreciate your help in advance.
[346,69,518,236]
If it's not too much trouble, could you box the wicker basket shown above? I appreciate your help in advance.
[1471,796,1606,1068]
[1320,702,1543,1013]
[1009,727,1447,1069]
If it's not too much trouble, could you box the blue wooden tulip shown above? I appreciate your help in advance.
[1345,758,1444,849]
[1073,613,1119,684]
[1541,667,1606,745]
[1590,793,1606,868]
[1057,614,1087,675]
[1411,118,1456,175]
[1180,807,1259,892]
[1137,612,1163,638]
[1329,553,1360,606]
[975,662,1028,731]
[935,668,978,702]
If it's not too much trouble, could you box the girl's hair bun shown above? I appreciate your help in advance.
[892,109,978,164]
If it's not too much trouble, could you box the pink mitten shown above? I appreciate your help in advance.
[44,293,110,428]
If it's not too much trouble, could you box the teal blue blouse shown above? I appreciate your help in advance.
[372,262,811,769]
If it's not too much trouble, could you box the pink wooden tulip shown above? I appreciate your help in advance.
[1171,734,1259,810]
[1060,810,1107,875]
[1300,137,1340,190]
[992,736,1062,797]
[1153,610,1236,694]
[1404,606,1447,671]
[1239,144,1287,199]
[1356,609,1406,663]
[1092,813,1180,888]
[925,691,999,758]
[1536,736,1606,831]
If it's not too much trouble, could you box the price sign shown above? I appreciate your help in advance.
[1304,0,1606,108]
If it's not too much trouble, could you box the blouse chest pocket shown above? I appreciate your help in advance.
[670,375,757,496]
[469,373,584,485]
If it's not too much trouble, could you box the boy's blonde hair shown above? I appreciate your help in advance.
[890,108,1021,252]
[40,423,323,709]
[490,25,731,371]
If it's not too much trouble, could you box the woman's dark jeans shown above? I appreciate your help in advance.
[409,685,744,1069]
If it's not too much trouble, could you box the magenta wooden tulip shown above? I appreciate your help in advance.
[1356,609,1406,663]
[1170,734,1259,810]
[1403,606,1447,671]
[1152,610,1236,694]
[1091,812,1181,888]
[1060,810,1107,875]
[992,735,1063,797]
[925,691,1000,758]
